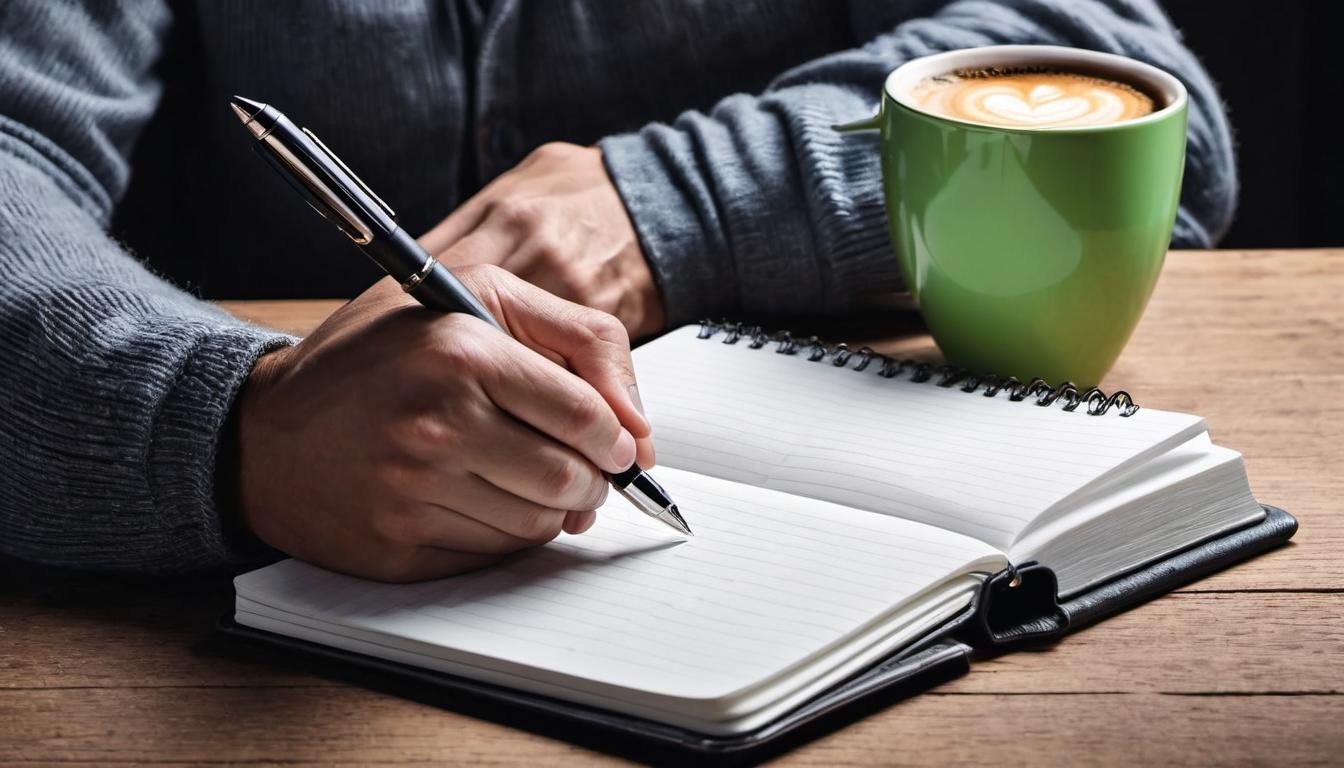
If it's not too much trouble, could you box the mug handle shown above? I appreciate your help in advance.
[832,113,881,134]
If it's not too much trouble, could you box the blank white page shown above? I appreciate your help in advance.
[634,326,1208,550]
[235,466,1003,713]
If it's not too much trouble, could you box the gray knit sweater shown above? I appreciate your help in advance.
[0,0,1235,572]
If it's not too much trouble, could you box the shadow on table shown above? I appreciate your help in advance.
[0,552,235,629]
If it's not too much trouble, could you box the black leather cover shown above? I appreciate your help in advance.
[954,561,1065,650]
[214,504,1296,766]
[947,505,1299,656]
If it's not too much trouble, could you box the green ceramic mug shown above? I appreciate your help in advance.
[838,45,1188,387]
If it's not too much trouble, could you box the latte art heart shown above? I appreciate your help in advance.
[965,83,1126,126]
[912,69,1155,129]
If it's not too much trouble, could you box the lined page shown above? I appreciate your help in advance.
[634,326,1208,549]
[235,466,1004,704]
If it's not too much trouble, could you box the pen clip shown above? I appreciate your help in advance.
[301,127,396,220]
[252,143,372,245]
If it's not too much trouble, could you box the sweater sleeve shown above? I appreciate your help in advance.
[0,1,292,572]
[600,0,1237,325]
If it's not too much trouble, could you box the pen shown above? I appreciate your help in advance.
[229,95,692,537]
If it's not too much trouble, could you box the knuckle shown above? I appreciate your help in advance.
[538,458,582,502]
[581,481,610,512]
[586,311,628,345]
[370,462,411,495]
[538,458,606,512]
[491,198,543,229]
[513,202,544,229]
[392,414,452,452]
[564,393,608,440]
[516,505,566,542]
[529,141,572,162]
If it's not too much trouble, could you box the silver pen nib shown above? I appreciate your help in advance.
[229,95,271,138]
[656,505,693,536]
[229,95,265,123]
[612,465,692,536]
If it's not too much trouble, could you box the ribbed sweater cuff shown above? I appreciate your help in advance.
[600,132,737,326]
[147,326,294,571]
[775,97,900,313]
[601,87,904,326]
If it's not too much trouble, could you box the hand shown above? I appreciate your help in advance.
[419,142,666,339]
[234,265,655,583]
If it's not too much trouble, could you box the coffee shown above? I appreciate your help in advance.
[910,67,1155,129]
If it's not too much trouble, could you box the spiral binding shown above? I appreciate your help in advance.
[696,319,1140,417]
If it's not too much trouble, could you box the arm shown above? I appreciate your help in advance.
[0,4,650,579]
[0,1,291,572]
[1,3,655,579]
[599,0,1238,325]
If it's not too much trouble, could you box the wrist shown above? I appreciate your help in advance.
[224,346,293,550]
[622,261,666,340]
[599,132,736,326]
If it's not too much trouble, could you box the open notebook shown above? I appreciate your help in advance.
[234,323,1272,739]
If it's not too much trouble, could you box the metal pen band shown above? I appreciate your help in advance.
[402,254,438,293]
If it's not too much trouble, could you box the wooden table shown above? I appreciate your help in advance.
[3,250,1340,765]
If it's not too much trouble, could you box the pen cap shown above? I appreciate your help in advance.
[236,99,396,242]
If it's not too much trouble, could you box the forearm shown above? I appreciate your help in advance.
[0,150,292,572]
[602,0,1237,325]
[0,0,298,571]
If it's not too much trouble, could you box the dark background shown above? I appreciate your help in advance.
[1165,1,1343,247]
[113,2,1341,255]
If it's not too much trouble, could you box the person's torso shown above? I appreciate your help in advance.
[114,0,870,299]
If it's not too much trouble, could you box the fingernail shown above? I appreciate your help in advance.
[627,384,646,417]
[610,429,636,470]
[562,510,583,534]
[576,510,597,534]
[565,509,597,535]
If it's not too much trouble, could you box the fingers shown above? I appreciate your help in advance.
[454,265,653,444]
[457,397,615,506]
[423,473,580,545]
[563,509,597,535]
[505,276,645,432]
[395,471,577,550]
[377,499,538,555]
[464,323,638,475]
[366,468,599,583]
[365,470,596,582]
[502,278,657,466]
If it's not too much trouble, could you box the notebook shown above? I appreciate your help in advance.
[229,322,1292,755]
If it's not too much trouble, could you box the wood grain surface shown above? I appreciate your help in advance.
[3,249,1340,766]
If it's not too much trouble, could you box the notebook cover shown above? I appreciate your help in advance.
[213,504,1295,766]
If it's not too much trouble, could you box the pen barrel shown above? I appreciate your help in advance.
[369,229,504,331]
[365,228,434,283]
[609,465,642,487]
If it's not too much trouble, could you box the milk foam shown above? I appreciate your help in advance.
[911,69,1155,129]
